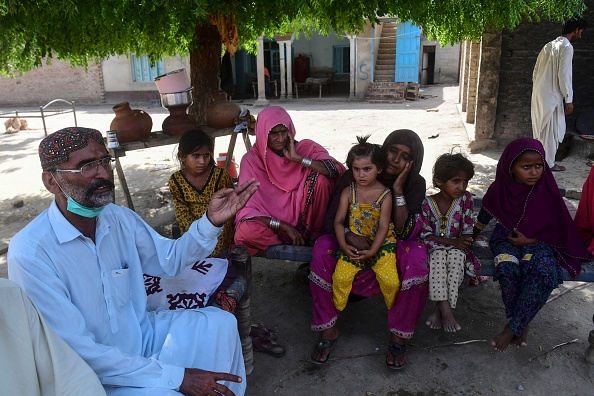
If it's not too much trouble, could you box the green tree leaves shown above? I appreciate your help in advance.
[0,0,585,76]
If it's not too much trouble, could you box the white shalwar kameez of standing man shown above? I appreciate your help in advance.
[531,18,587,172]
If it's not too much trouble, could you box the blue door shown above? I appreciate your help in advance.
[395,21,421,83]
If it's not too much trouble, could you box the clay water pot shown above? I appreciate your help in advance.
[162,107,199,137]
[109,102,152,144]
[205,92,241,129]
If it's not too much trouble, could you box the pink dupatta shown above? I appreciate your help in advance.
[235,106,345,227]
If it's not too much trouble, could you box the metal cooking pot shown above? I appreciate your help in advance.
[160,88,193,109]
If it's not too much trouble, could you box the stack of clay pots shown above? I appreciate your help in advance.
[155,69,198,136]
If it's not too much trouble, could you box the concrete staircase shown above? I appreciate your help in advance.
[367,22,405,103]
[374,22,396,82]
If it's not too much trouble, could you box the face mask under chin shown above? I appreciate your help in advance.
[66,196,106,218]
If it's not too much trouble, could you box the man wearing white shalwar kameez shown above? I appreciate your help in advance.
[8,127,259,396]
[0,279,106,396]
[531,18,587,171]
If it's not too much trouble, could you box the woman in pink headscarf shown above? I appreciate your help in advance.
[234,106,345,255]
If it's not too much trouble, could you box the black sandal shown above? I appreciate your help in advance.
[386,342,407,370]
[310,338,338,365]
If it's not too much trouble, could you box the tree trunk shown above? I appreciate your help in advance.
[189,22,221,125]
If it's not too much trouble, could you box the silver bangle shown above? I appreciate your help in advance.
[394,196,406,206]
[301,157,313,168]
[269,218,281,229]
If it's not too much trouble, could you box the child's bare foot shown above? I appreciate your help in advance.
[492,325,515,352]
[511,325,529,348]
[425,304,442,329]
[438,300,461,333]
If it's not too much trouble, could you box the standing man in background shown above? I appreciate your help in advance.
[531,17,587,172]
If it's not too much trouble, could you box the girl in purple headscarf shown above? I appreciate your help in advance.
[473,138,589,352]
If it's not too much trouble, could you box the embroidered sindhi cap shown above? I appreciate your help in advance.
[39,127,105,171]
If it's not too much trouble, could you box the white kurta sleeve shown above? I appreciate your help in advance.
[558,42,574,103]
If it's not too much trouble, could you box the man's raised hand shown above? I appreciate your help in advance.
[207,178,259,226]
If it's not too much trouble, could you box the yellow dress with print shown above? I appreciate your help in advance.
[169,166,234,257]
[333,183,400,311]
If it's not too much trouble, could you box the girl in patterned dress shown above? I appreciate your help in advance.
[332,136,399,312]
[421,153,477,333]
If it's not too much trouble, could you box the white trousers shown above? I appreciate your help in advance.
[106,307,246,395]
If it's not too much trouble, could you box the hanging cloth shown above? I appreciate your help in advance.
[209,12,239,55]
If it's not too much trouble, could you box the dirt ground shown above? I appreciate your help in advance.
[1,85,593,395]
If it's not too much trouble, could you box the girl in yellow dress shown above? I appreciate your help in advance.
[332,135,400,311]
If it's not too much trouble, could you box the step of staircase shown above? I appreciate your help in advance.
[376,53,395,62]
[375,63,395,70]
[375,70,395,77]
[377,50,396,57]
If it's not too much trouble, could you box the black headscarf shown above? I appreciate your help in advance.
[320,129,426,235]
[380,129,426,214]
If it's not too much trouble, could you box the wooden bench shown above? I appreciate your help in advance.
[109,126,252,212]
[264,244,594,281]
[263,198,594,282]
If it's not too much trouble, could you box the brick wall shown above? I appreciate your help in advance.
[0,58,104,106]
[495,4,594,142]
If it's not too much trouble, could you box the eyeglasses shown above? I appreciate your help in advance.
[54,157,116,178]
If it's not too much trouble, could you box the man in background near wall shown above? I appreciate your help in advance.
[531,17,587,172]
